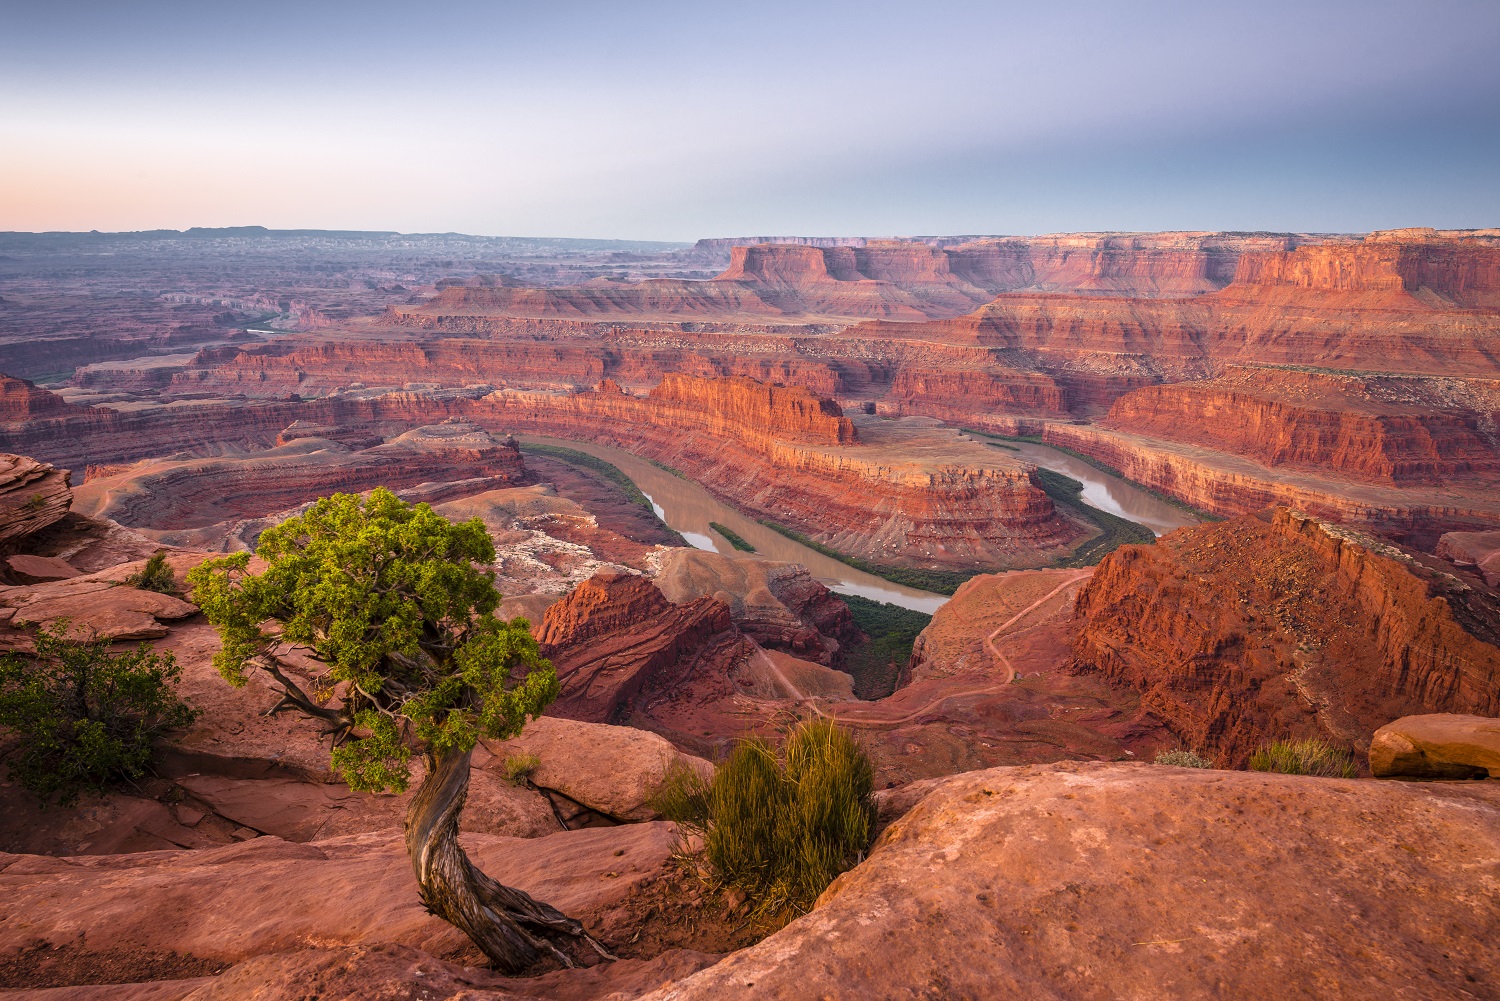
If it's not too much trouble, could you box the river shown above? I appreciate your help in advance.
[993,439,1200,537]
[518,434,1198,615]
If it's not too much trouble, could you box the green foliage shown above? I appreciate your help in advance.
[656,719,876,919]
[1155,748,1214,768]
[22,493,47,512]
[1249,738,1358,778]
[502,751,541,786]
[838,593,931,700]
[122,550,177,594]
[709,522,756,553]
[755,519,979,595]
[0,624,197,804]
[187,488,559,794]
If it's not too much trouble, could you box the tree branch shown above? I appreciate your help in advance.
[253,654,350,731]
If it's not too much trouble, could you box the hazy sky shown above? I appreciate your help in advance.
[3,1,1498,239]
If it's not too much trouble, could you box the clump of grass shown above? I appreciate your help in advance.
[1249,738,1357,778]
[122,551,176,595]
[22,493,48,512]
[501,751,541,786]
[709,522,756,553]
[652,718,875,921]
[1155,748,1214,768]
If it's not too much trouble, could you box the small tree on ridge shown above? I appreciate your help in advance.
[188,487,606,972]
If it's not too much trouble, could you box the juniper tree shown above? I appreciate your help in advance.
[188,487,607,972]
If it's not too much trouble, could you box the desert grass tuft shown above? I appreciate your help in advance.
[1249,738,1357,778]
[501,751,541,786]
[651,718,875,921]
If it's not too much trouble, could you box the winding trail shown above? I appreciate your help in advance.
[759,570,1092,729]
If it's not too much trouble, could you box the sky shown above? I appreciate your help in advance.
[2,0,1498,240]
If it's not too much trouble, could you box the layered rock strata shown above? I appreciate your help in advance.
[535,569,741,725]
[71,421,527,531]
[1041,420,1500,527]
[1098,369,1500,487]
[651,547,857,664]
[1071,508,1500,763]
[0,452,73,551]
[487,377,1077,569]
[845,235,1500,380]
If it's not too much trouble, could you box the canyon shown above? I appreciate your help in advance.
[1,224,1498,998]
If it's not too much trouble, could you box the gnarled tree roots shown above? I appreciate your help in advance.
[404,746,617,973]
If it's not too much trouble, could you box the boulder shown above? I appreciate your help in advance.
[487,716,714,822]
[0,572,197,641]
[4,554,81,583]
[0,823,679,965]
[1370,713,1500,779]
[0,453,72,551]
[637,762,1500,1000]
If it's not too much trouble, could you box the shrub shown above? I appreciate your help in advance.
[1249,738,1357,778]
[0,624,198,804]
[1155,748,1214,768]
[838,594,931,700]
[123,551,176,594]
[503,751,541,786]
[654,718,876,919]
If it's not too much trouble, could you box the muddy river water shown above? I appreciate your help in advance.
[519,434,1199,615]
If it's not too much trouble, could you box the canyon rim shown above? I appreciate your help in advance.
[4,3,1500,999]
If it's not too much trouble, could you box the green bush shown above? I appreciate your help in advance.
[123,551,177,594]
[1249,738,1357,778]
[502,751,541,786]
[0,624,198,804]
[1155,748,1214,768]
[654,718,876,919]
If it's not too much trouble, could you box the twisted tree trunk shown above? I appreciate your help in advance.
[404,746,615,973]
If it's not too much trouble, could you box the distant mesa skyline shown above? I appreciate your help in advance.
[2,1,1498,239]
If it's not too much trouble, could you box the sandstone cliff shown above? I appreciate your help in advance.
[0,452,73,552]
[1233,236,1500,309]
[651,547,857,665]
[484,377,1078,569]
[1041,420,1500,528]
[1100,369,1500,487]
[535,569,741,725]
[72,421,527,532]
[1071,508,1500,763]
[843,235,1500,384]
